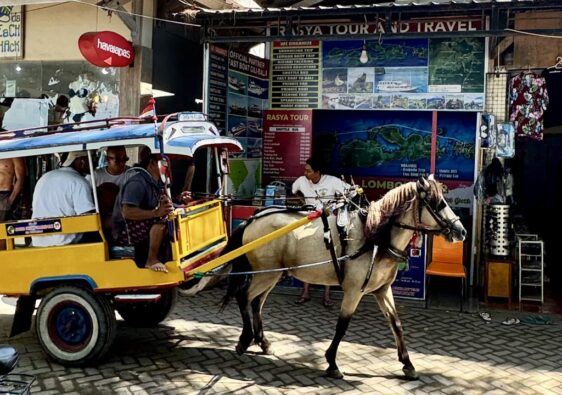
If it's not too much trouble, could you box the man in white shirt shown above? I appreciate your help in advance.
[32,151,95,247]
[90,146,131,188]
[291,157,349,207]
[291,157,349,308]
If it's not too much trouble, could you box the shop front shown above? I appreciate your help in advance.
[192,0,562,310]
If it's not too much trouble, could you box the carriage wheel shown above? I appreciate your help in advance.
[116,288,177,327]
[36,286,116,366]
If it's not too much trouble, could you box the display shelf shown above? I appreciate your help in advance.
[516,234,543,303]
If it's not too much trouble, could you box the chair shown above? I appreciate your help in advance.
[425,235,465,311]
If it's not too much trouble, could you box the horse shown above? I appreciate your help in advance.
[220,175,467,380]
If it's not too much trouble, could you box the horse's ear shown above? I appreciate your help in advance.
[416,176,429,199]
[428,174,435,181]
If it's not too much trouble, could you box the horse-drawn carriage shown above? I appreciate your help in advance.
[0,112,466,380]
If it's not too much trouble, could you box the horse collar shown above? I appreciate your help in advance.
[387,246,409,262]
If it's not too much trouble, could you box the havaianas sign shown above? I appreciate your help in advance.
[78,31,135,67]
[269,17,483,37]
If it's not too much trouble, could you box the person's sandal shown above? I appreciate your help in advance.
[295,296,311,305]
[323,299,334,308]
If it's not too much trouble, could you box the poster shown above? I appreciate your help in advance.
[207,45,228,134]
[270,40,321,109]
[226,47,269,162]
[313,110,476,183]
[0,6,23,59]
[262,109,313,185]
[320,38,484,111]
[391,238,427,300]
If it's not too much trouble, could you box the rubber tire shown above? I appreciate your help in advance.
[115,288,177,327]
[35,285,116,366]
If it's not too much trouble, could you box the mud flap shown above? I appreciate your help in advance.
[10,296,36,337]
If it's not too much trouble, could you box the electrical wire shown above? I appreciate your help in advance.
[505,28,562,39]
[70,0,201,28]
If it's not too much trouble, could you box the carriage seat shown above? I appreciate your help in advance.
[425,235,465,311]
[0,345,18,375]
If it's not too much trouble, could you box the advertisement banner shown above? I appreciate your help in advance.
[0,6,23,59]
[262,109,313,185]
[270,40,321,109]
[321,38,484,112]
[208,45,228,134]
[313,109,476,182]
[391,237,427,300]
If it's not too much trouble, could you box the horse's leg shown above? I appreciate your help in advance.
[325,289,363,379]
[250,274,281,355]
[235,289,254,355]
[373,286,418,380]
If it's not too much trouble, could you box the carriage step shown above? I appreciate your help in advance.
[114,294,162,303]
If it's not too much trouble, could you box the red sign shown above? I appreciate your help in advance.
[262,109,313,185]
[78,31,134,67]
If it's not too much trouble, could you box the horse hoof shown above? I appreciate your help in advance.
[235,343,246,355]
[326,368,344,379]
[402,367,419,380]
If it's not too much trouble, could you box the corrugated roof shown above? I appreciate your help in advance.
[191,0,550,16]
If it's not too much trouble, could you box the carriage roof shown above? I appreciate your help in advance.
[0,112,243,159]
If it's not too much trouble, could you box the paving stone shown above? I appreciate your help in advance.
[1,288,562,394]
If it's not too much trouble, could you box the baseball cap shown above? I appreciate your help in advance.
[61,151,88,167]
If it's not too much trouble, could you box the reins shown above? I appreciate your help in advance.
[194,243,372,278]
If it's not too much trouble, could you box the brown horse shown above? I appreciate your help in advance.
[220,176,466,380]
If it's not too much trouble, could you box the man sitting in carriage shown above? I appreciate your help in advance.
[111,150,174,273]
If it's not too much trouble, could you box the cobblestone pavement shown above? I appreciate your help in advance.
[1,287,561,395]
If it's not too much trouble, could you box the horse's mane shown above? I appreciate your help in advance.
[366,181,417,238]
[365,179,443,239]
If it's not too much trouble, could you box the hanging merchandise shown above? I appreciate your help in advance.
[495,122,515,158]
[509,71,549,141]
[480,113,495,148]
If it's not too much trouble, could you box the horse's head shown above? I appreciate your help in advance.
[416,175,467,242]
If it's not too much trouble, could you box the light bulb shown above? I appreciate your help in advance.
[15,64,21,72]
[101,68,109,75]
[359,43,369,64]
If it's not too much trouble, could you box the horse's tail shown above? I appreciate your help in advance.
[219,224,253,312]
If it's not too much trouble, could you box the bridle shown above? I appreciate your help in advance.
[393,184,462,237]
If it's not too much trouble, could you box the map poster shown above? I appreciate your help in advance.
[313,110,476,183]
[262,109,313,185]
[391,237,427,300]
[321,37,484,112]
[207,45,228,134]
[270,40,321,109]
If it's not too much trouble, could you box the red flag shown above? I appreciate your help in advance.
[140,97,157,120]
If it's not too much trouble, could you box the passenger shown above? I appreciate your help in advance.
[86,146,131,237]
[32,151,95,247]
[90,146,131,188]
[111,151,174,273]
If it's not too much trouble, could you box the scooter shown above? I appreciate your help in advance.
[0,345,35,394]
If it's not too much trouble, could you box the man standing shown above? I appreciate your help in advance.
[0,157,25,250]
[291,156,349,308]
[32,151,95,247]
[0,157,25,222]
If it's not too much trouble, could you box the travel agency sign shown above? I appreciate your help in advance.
[78,31,134,67]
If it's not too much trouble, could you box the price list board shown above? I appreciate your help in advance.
[262,109,313,185]
[270,41,321,109]
[207,45,228,134]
